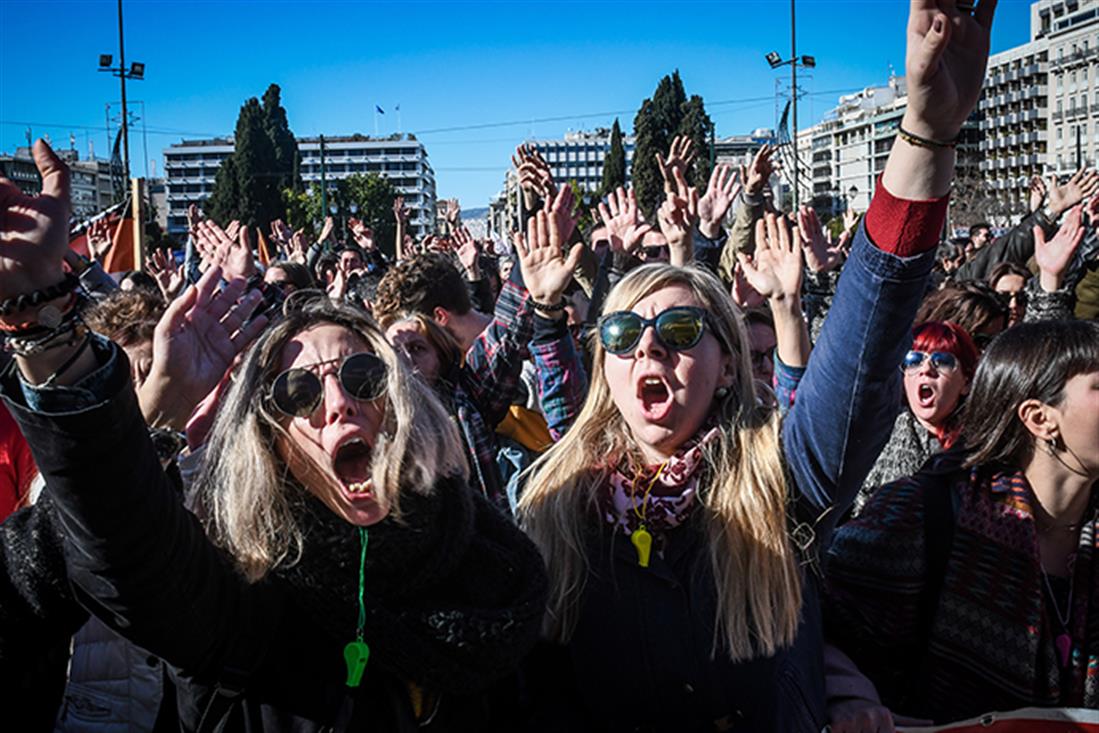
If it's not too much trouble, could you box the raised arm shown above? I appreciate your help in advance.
[782,0,997,541]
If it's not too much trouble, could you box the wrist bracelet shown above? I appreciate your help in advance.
[529,298,566,314]
[0,273,80,317]
[896,125,959,150]
[41,331,93,388]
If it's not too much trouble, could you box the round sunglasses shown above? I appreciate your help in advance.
[599,306,708,355]
[269,352,388,418]
[902,350,959,373]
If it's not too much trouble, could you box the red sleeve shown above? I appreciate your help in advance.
[0,405,37,521]
[863,176,949,258]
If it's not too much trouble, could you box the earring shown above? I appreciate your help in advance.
[715,387,729,399]
[1046,437,1058,455]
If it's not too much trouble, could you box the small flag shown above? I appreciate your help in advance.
[375,105,385,115]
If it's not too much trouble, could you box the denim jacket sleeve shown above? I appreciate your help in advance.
[781,221,937,546]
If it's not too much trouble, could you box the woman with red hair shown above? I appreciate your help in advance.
[850,320,979,516]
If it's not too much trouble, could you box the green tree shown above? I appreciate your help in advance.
[262,84,302,193]
[232,97,282,229]
[630,71,713,218]
[600,118,627,196]
[344,173,397,256]
[205,155,241,225]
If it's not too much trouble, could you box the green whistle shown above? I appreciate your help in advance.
[344,639,370,687]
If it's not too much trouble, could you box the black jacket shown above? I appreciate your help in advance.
[2,346,548,731]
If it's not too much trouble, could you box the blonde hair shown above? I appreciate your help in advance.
[196,299,469,581]
[517,264,802,661]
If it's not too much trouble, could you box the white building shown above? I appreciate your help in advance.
[527,128,636,194]
[163,135,436,239]
[1038,0,1099,174]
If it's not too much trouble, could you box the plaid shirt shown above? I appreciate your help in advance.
[453,278,533,511]
[529,316,588,442]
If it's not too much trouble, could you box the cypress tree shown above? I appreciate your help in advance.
[205,154,241,224]
[600,118,627,196]
[233,97,281,229]
[630,70,712,219]
[262,84,301,192]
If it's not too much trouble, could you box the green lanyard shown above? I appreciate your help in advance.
[343,527,370,687]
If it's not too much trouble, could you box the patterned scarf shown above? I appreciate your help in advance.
[599,426,722,543]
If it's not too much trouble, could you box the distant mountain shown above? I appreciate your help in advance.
[461,207,489,219]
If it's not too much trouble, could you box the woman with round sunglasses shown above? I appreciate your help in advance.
[517,4,997,728]
[0,143,548,729]
[823,319,1099,726]
[847,320,979,518]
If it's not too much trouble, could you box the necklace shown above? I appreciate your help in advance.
[1040,565,1074,669]
[628,460,669,568]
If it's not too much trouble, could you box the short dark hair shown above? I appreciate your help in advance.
[969,223,992,238]
[987,261,1031,289]
[916,281,1008,338]
[268,261,315,290]
[963,320,1099,469]
[372,252,472,325]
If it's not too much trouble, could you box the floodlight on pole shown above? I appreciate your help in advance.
[765,51,783,69]
[95,0,145,184]
[99,54,113,68]
[764,0,815,210]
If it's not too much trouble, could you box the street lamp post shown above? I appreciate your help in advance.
[97,0,144,183]
[765,0,815,210]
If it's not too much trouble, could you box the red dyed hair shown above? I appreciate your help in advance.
[909,320,979,448]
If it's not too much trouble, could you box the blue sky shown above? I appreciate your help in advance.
[1,0,1032,208]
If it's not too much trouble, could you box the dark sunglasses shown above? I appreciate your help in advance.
[902,350,958,373]
[269,352,388,418]
[599,307,708,355]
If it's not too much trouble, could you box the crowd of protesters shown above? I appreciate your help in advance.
[2,0,1099,730]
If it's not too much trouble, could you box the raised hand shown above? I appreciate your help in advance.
[597,186,653,255]
[543,184,578,251]
[515,208,583,316]
[269,218,293,253]
[730,262,765,309]
[1028,175,1048,214]
[740,145,776,198]
[903,0,997,143]
[146,248,185,300]
[317,216,335,246]
[738,212,804,302]
[512,144,557,206]
[1047,168,1099,218]
[348,217,375,250]
[656,163,699,266]
[0,140,70,298]
[444,199,461,228]
[698,164,741,239]
[656,135,697,195]
[140,263,268,431]
[196,220,256,281]
[288,229,309,264]
[87,218,114,261]
[797,206,845,274]
[392,196,410,225]
[453,226,480,278]
[1034,203,1085,291]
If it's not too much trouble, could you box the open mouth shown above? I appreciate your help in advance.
[332,437,374,496]
[637,376,674,421]
[916,383,937,408]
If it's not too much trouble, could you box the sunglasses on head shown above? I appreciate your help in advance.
[902,350,958,373]
[599,306,708,355]
[269,352,388,418]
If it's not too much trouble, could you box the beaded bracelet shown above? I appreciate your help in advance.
[529,298,566,314]
[0,274,80,317]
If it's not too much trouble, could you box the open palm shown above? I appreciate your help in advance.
[0,141,70,298]
[738,213,803,300]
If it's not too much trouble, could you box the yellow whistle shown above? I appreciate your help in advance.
[631,526,653,568]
